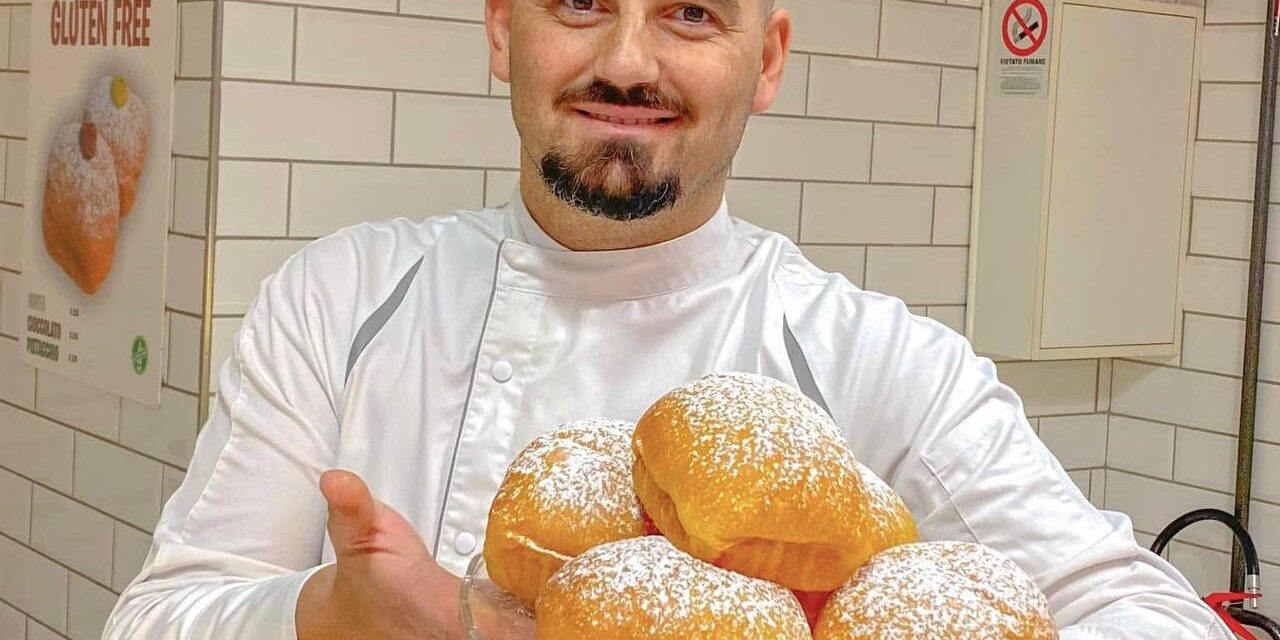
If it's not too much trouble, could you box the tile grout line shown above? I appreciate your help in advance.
[214,0,483,26]
[285,163,293,237]
[0,530,122,600]
[929,187,938,244]
[1115,355,1280,385]
[935,65,944,125]
[802,54,812,116]
[1108,468,1280,510]
[1108,409,1280,448]
[5,3,13,67]
[796,182,806,242]
[390,92,398,163]
[291,6,298,83]
[0,458,159,541]
[0,398,192,475]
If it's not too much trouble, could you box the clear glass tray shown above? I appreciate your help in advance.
[458,554,537,640]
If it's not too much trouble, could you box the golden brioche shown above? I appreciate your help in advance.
[42,121,120,294]
[484,418,654,605]
[853,461,919,552]
[814,541,1058,640]
[535,536,811,639]
[632,372,915,592]
[795,461,919,627]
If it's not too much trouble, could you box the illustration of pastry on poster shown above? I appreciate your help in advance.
[20,0,174,405]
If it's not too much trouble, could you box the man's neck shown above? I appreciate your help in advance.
[518,161,725,252]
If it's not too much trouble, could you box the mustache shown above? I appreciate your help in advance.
[555,79,689,117]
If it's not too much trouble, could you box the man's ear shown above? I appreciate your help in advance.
[751,9,792,114]
[487,0,514,83]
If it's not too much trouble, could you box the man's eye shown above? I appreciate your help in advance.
[567,0,595,11]
[678,5,710,22]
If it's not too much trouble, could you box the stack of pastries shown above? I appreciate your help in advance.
[483,372,1058,639]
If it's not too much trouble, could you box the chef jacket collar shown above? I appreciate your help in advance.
[498,179,742,299]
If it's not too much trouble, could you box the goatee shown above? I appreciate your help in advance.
[539,140,681,222]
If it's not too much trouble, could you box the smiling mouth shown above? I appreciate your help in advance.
[575,109,680,126]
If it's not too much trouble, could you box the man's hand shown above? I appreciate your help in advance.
[297,470,464,640]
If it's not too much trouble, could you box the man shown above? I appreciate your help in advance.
[104,0,1231,637]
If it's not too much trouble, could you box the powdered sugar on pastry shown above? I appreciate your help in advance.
[854,462,914,538]
[484,418,653,604]
[501,418,645,531]
[537,536,810,639]
[635,372,865,542]
[816,541,1058,640]
[45,122,119,235]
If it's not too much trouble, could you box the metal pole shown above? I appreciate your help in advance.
[1232,0,1280,595]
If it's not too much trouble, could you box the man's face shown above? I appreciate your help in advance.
[489,0,787,220]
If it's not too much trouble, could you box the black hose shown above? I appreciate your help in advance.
[1149,508,1260,577]
[1231,608,1280,640]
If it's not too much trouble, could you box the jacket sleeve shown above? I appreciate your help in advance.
[902,352,1230,639]
[103,243,347,639]
[814,290,1233,639]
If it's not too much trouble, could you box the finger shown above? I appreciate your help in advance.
[320,469,377,557]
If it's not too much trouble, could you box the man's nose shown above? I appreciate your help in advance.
[594,17,660,90]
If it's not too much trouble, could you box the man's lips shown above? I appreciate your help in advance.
[571,103,682,126]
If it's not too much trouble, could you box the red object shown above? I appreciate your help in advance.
[792,590,832,630]
[1001,0,1048,57]
[640,510,659,536]
[1204,591,1264,640]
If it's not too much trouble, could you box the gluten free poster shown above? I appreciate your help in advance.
[20,0,173,406]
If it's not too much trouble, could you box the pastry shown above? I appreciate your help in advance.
[535,536,810,639]
[814,541,1059,639]
[632,372,915,591]
[41,121,120,294]
[484,418,655,605]
[795,461,919,627]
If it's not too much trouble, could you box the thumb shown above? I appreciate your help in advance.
[321,469,377,557]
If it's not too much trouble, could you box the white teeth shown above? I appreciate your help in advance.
[586,112,664,126]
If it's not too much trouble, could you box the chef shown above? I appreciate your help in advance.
[104,0,1232,637]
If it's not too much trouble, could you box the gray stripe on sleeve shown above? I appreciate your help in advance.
[784,313,832,416]
[345,256,425,383]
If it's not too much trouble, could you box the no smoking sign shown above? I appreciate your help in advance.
[1002,0,1047,57]
[995,0,1050,97]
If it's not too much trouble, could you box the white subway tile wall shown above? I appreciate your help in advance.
[0,467,32,544]
[110,522,152,593]
[0,601,24,640]
[26,620,62,640]
[215,160,291,237]
[66,575,115,640]
[1,0,1278,635]
[29,488,114,586]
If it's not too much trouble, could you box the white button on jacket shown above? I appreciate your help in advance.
[104,182,1232,639]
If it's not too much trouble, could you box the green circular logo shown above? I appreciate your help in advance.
[131,336,148,375]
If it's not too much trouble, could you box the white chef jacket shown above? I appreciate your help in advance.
[104,181,1232,639]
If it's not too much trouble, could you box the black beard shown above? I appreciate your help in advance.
[539,140,681,222]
